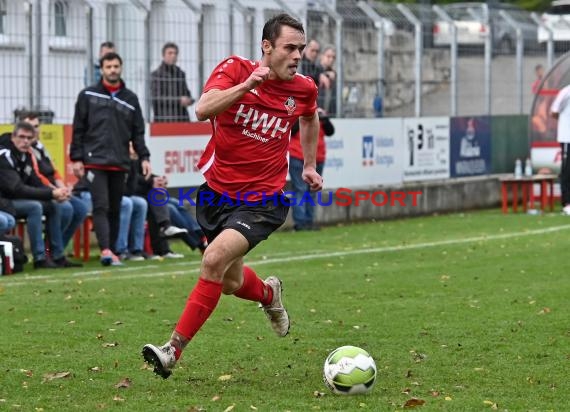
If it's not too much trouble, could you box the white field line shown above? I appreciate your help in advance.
[2,224,569,288]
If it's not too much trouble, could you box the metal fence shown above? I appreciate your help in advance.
[0,0,567,124]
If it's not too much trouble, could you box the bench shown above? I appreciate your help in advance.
[499,174,556,214]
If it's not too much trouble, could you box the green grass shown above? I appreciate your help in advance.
[1,209,569,411]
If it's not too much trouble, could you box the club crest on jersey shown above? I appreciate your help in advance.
[284,96,296,115]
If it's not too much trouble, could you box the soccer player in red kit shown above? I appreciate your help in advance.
[142,13,322,378]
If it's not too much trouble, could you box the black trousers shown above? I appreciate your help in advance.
[86,169,126,251]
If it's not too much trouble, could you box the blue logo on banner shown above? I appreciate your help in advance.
[362,135,374,166]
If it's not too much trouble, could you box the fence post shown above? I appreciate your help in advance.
[499,10,524,114]
[433,5,457,116]
[357,1,387,117]
[397,4,422,117]
[531,12,554,70]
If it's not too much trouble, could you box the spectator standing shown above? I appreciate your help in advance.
[0,122,78,268]
[550,84,570,215]
[85,41,116,87]
[142,13,321,379]
[317,45,337,116]
[299,39,330,92]
[70,52,152,266]
[151,42,195,122]
[289,108,334,230]
[531,64,544,95]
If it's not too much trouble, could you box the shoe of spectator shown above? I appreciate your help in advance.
[128,252,145,261]
[149,254,163,261]
[160,225,188,239]
[162,252,184,259]
[33,259,59,269]
[54,257,83,268]
[100,249,123,266]
[117,252,129,261]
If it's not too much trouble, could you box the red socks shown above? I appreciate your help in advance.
[233,265,273,306]
[174,277,223,341]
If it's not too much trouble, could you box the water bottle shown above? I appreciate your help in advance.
[524,158,533,177]
[514,158,522,179]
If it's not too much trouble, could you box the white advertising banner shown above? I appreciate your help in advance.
[323,118,405,189]
[147,123,209,188]
[402,117,450,182]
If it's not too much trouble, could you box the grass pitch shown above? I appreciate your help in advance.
[0,210,568,411]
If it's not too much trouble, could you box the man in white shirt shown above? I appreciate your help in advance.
[550,84,570,215]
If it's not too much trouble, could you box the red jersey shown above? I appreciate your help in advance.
[197,56,318,199]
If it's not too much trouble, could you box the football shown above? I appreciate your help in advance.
[323,345,377,395]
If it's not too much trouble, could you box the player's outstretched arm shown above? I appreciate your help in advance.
[195,66,271,121]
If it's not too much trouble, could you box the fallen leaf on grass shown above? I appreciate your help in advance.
[218,374,232,381]
[537,307,551,315]
[88,366,101,372]
[102,342,118,347]
[403,398,425,408]
[211,395,221,401]
[483,400,499,409]
[430,391,440,397]
[42,371,71,382]
[444,396,452,401]
[113,395,124,402]
[113,321,123,325]
[223,405,235,412]
[20,369,33,377]
[313,391,325,398]
[187,408,206,412]
[114,377,131,389]
[250,406,258,410]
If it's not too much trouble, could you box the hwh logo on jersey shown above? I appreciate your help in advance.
[234,104,290,139]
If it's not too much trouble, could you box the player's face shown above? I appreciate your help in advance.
[264,25,305,81]
[101,58,122,84]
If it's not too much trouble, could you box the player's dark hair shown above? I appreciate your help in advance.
[162,42,179,55]
[262,13,304,48]
[99,52,123,68]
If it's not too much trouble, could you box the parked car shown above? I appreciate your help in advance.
[433,2,538,54]
[538,0,570,43]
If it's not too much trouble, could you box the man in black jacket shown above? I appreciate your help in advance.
[0,122,77,269]
[70,52,152,266]
[151,42,194,122]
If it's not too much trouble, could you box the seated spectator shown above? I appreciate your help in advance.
[114,155,148,261]
[21,111,88,249]
[0,193,16,237]
[0,122,81,268]
[167,197,208,253]
[130,152,187,241]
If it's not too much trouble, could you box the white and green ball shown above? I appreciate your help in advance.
[323,345,377,395]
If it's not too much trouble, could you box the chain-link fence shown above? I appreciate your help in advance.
[0,0,568,124]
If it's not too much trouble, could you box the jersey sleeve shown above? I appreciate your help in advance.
[301,76,318,117]
[203,57,242,93]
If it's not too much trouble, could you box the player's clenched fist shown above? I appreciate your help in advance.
[245,66,271,89]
